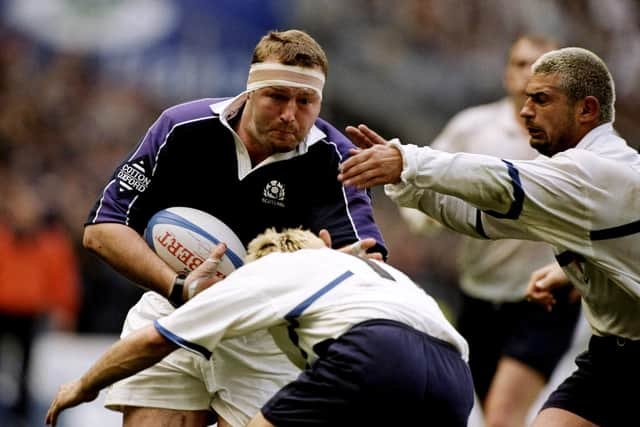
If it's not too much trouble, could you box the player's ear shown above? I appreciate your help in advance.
[578,96,600,124]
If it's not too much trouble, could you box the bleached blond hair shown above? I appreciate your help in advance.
[532,47,615,123]
[245,228,326,262]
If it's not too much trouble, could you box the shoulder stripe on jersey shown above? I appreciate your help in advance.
[590,218,640,241]
[284,270,353,368]
[153,320,212,359]
[483,160,524,220]
[285,270,354,319]
[350,255,395,281]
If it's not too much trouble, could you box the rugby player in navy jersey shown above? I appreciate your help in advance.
[82,29,386,427]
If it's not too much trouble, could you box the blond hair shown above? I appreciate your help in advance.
[532,47,615,123]
[251,29,328,77]
[245,228,326,262]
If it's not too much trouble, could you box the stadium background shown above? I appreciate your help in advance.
[0,0,636,425]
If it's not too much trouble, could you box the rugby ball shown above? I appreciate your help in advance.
[144,207,246,278]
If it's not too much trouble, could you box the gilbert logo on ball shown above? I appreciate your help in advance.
[144,207,246,277]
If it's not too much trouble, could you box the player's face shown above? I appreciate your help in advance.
[520,73,580,156]
[503,39,554,108]
[245,85,321,154]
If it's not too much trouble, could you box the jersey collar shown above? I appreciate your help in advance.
[575,122,614,151]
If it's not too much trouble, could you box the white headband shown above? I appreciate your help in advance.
[246,62,325,99]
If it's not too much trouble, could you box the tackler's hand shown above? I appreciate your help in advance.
[526,262,570,312]
[338,125,403,190]
[46,380,98,426]
[319,229,384,262]
[184,242,227,300]
[344,124,388,149]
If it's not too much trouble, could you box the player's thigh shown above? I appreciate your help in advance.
[484,356,546,426]
[210,331,299,427]
[123,407,212,427]
[217,417,237,427]
[246,412,275,427]
[503,289,580,380]
[107,292,213,412]
[530,407,598,427]
[456,293,505,399]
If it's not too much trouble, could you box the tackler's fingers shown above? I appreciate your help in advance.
[348,240,366,257]
[199,256,221,276]
[205,257,221,266]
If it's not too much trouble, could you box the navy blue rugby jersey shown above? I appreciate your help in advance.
[86,97,387,257]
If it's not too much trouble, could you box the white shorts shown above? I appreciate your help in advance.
[104,291,299,427]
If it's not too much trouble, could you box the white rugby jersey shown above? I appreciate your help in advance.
[424,98,555,301]
[385,123,640,340]
[155,248,469,367]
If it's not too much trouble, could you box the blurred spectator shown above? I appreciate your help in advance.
[0,30,158,334]
[0,178,80,425]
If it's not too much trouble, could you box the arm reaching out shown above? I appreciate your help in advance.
[46,243,230,424]
[45,325,177,426]
[338,125,403,189]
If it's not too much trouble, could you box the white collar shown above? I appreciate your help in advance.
[575,122,615,150]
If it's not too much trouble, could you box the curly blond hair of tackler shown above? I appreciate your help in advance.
[245,228,326,263]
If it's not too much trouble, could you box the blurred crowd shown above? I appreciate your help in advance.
[294,0,640,147]
[0,0,637,338]
[0,0,638,335]
[0,28,159,336]
[0,0,638,423]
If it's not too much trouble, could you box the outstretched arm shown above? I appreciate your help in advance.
[45,325,177,426]
[338,125,403,189]
[46,241,231,424]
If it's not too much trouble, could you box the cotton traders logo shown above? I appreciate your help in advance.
[262,180,285,207]
[117,160,151,193]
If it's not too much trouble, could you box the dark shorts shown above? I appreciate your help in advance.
[261,319,474,427]
[456,287,581,401]
[542,335,640,426]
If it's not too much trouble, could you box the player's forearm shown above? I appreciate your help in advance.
[389,142,518,214]
[83,223,177,296]
[79,325,176,394]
